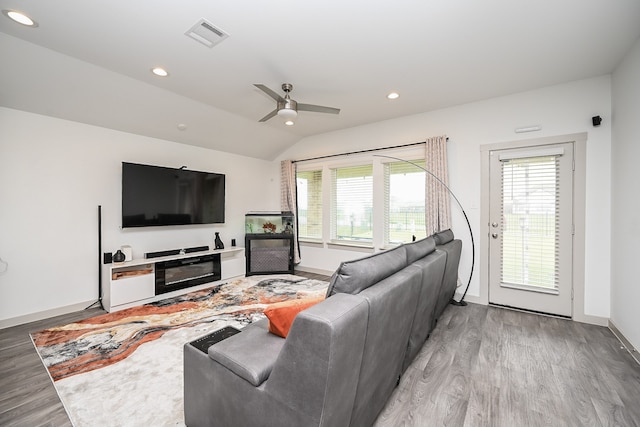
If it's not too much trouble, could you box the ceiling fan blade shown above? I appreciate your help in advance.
[258,108,278,122]
[297,103,340,115]
[254,84,284,102]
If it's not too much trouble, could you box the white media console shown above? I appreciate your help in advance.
[103,247,245,312]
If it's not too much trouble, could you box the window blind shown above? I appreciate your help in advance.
[384,161,426,244]
[500,155,560,291]
[331,165,373,242]
[296,170,322,239]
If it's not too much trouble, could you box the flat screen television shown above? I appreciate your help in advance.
[122,162,225,228]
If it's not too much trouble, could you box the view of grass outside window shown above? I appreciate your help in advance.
[296,170,322,239]
[501,156,559,291]
[331,165,373,242]
[384,161,427,244]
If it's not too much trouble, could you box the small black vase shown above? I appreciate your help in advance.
[113,249,126,263]
[214,232,224,250]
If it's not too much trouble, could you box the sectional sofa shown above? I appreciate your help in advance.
[183,230,462,426]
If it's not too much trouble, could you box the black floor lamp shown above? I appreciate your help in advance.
[374,155,475,305]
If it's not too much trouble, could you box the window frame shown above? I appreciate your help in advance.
[295,147,425,250]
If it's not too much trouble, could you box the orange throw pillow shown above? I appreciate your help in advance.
[264,296,325,338]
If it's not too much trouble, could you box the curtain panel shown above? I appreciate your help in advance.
[425,135,452,234]
[280,160,301,264]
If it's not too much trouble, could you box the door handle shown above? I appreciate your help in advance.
[492,233,499,239]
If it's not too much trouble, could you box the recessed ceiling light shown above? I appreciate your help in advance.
[151,67,169,77]
[2,9,38,27]
[285,120,295,126]
[387,92,400,100]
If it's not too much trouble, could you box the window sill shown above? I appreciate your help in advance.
[327,241,375,253]
[299,239,324,247]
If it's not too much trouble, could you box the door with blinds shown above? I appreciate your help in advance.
[488,143,574,317]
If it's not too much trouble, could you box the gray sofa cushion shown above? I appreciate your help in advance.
[433,229,454,245]
[208,319,284,386]
[326,245,408,297]
[348,265,423,427]
[405,236,436,264]
[402,250,447,372]
[434,240,462,319]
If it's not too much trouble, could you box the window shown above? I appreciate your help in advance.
[296,170,322,240]
[501,155,559,291]
[384,160,427,244]
[295,148,428,249]
[331,165,373,243]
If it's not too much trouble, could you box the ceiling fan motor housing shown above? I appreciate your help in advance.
[278,98,297,112]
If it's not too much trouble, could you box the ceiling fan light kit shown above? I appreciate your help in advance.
[255,83,340,124]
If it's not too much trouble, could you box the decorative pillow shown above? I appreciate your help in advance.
[264,296,325,338]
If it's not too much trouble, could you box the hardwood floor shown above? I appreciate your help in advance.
[0,306,105,427]
[374,302,640,427]
[1,272,639,426]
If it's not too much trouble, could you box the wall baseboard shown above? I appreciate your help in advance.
[0,300,97,330]
[609,320,640,365]
[295,265,334,277]
[457,292,609,327]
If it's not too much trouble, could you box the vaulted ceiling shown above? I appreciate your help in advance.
[1,1,639,160]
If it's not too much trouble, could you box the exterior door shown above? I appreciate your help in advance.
[488,142,574,317]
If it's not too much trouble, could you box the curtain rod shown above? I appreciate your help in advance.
[292,138,448,164]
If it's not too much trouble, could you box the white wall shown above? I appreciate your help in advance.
[611,37,640,351]
[0,107,280,325]
[280,76,612,319]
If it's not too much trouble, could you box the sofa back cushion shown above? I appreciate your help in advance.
[434,239,462,319]
[348,265,422,427]
[326,245,408,297]
[266,293,369,427]
[402,250,447,372]
[433,228,455,245]
[404,236,436,264]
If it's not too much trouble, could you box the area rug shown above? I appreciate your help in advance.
[31,274,328,427]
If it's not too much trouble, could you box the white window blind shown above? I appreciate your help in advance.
[384,161,426,244]
[296,170,322,239]
[500,155,560,291]
[331,165,373,242]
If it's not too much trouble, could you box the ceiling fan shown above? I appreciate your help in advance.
[254,83,340,123]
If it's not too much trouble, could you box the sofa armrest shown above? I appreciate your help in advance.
[208,319,284,386]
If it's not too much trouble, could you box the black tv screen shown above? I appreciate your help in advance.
[122,162,225,228]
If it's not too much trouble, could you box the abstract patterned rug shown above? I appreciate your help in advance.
[31,275,328,427]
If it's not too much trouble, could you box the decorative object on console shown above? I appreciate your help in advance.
[121,245,132,261]
[113,249,126,263]
[214,232,224,249]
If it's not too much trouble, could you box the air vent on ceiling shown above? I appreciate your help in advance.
[185,18,229,48]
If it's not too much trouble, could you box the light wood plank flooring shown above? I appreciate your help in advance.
[1,272,639,426]
[374,302,640,427]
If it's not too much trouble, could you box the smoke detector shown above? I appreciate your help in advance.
[185,18,229,48]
